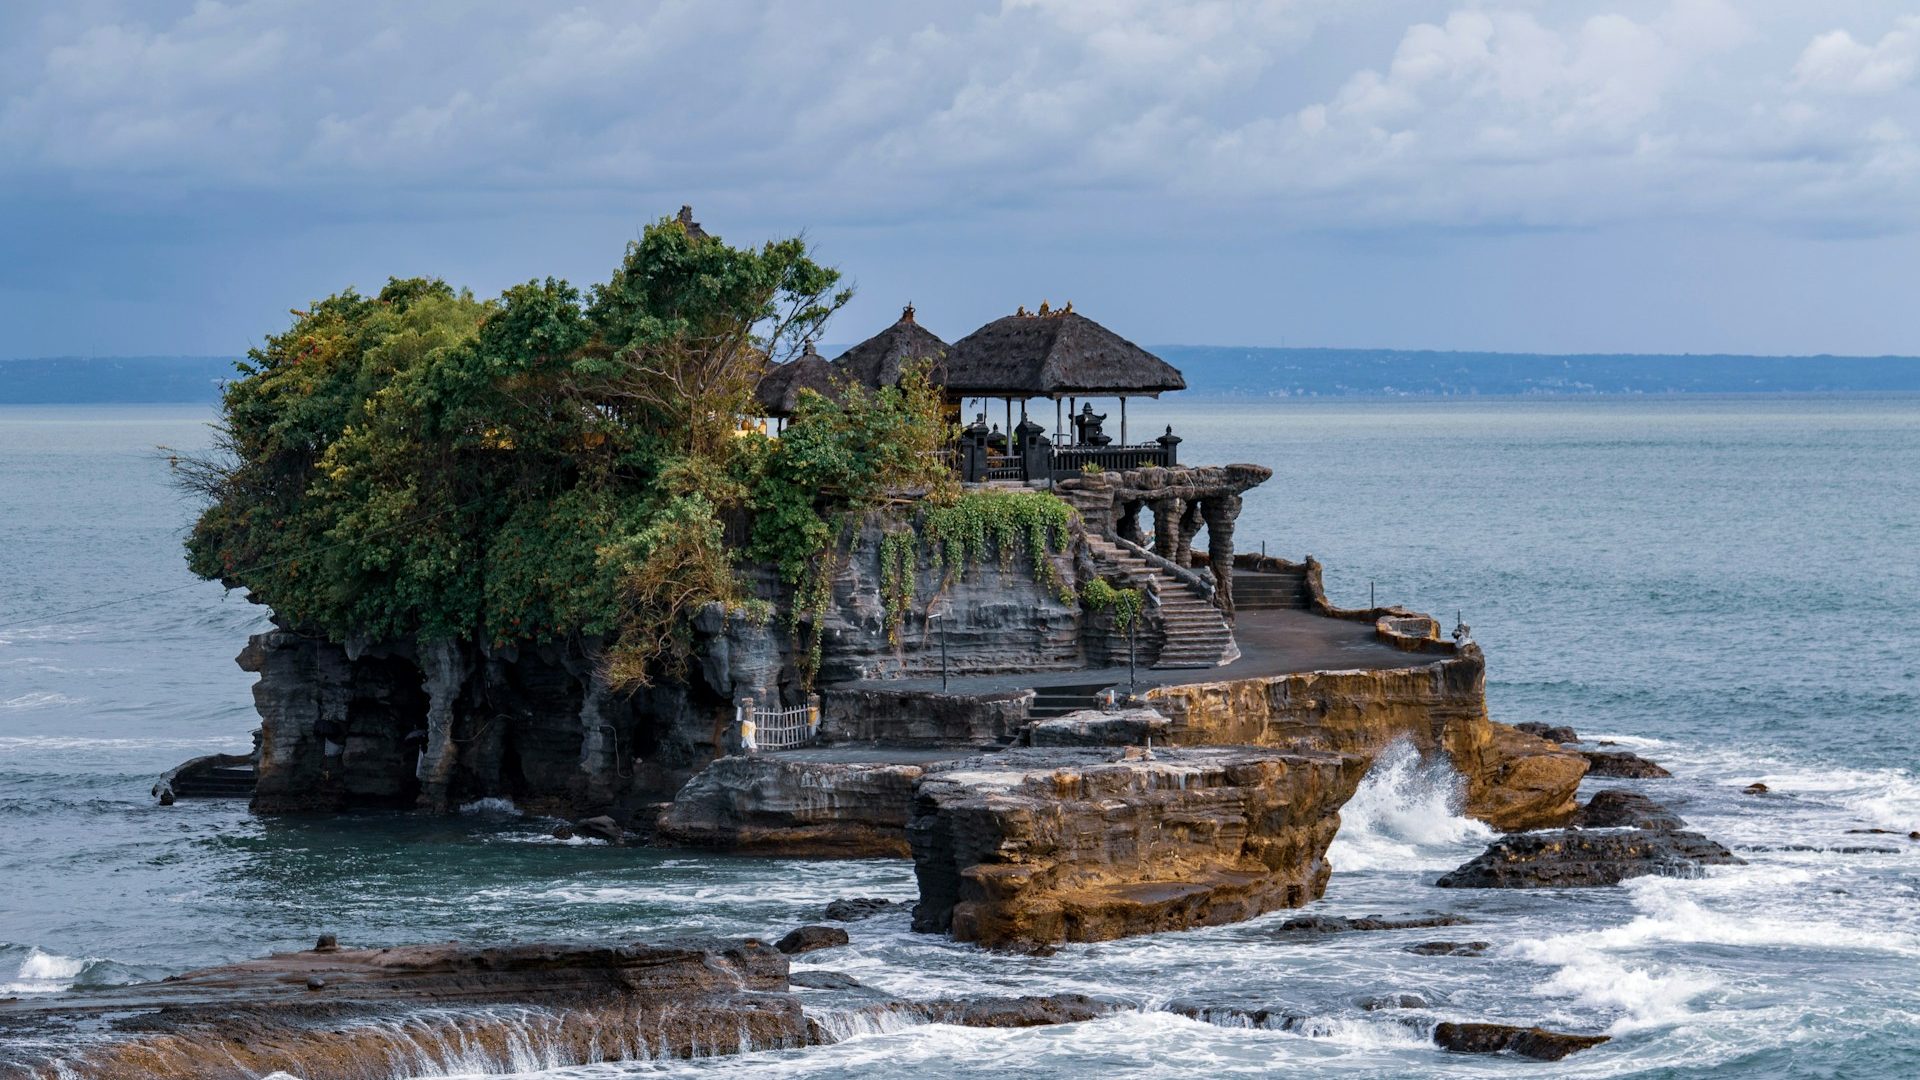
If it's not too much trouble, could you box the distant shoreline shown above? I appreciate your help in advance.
[6,349,1920,404]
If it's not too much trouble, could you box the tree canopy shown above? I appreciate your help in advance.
[184,211,948,686]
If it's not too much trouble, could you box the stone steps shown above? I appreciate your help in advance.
[1083,536,1238,669]
[1233,570,1310,610]
[1030,683,1115,720]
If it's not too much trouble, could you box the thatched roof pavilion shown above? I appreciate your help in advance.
[942,304,1184,399]
[832,304,949,390]
[753,342,839,418]
[943,304,1185,446]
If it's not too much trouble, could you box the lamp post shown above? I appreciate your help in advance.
[1127,615,1138,695]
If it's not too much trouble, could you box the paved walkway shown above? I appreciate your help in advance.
[833,607,1442,698]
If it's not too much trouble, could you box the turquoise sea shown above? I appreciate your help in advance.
[3,396,1918,1077]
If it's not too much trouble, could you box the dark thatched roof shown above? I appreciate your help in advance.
[942,306,1185,398]
[831,304,949,390]
[753,343,839,417]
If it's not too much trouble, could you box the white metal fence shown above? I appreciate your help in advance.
[736,697,820,752]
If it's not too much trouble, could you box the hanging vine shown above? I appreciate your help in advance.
[922,489,1077,601]
[879,528,918,645]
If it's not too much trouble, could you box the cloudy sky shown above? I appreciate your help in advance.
[3,0,1917,358]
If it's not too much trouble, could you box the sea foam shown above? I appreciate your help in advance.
[1325,739,1493,873]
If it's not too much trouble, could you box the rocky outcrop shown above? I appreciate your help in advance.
[1436,829,1743,888]
[1472,722,1590,831]
[1146,648,1585,831]
[907,745,1367,949]
[823,897,908,922]
[1025,706,1172,747]
[775,925,849,955]
[1574,790,1686,830]
[1581,749,1672,778]
[1515,721,1578,744]
[1405,940,1489,956]
[1432,1021,1611,1060]
[236,617,776,818]
[1278,911,1471,934]
[657,754,926,857]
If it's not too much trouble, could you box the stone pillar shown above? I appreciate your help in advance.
[1201,495,1240,615]
[1177,501,1205,565]
[415,638,470,813]
[1017,417,1051,482]
[1151,497,1184,560]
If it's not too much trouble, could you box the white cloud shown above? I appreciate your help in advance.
[1791,17,1920,95]
[0,1,1917,234]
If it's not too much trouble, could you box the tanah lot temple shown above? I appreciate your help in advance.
[168,246,1595,952]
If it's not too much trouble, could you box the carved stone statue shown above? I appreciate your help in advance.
[1073,403,1111,447]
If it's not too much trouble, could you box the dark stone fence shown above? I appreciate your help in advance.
[957,417,1182,483]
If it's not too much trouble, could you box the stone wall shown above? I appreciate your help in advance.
[820,687,1034,746]
[814,514,1085,683]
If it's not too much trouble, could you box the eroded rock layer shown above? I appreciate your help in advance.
[908,745,1367,949]
[0,938,803,1080]
[1146,647,1586,831]
[656,755,927,857]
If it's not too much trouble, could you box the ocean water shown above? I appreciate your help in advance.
[2,397,1918,1077]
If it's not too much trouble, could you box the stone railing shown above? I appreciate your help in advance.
[1107,532,1215,601]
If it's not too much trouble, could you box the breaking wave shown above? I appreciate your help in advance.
[1325,739,1493,873]
[0,943,142,995]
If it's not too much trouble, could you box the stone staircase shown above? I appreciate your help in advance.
[1029,682,1116,720]
[1232,565,1312,610]
[1084,535,1239,669]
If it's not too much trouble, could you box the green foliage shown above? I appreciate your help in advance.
[1082,577,1145,632]
[744,360,955,681]
[922,489,1078,600]
[183,213,850,686]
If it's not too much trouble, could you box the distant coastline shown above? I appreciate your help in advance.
[7,348,1920,404]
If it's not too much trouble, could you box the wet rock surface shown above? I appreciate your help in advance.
[776,925,850,955]
[789,970,864,990]
[1581,749,1672,778]
[908,745,1367,949]
[823,897,909,922]
[0,940,1128,1078]
[1573,790,1686,831]
[1404,940,1490,956]
[1436,829,1743,888]
[1432,1021,1612,1060]
[0,937,804,1079]
[1278,911,1471,934]
[572,815,625,843]
[1514,722,1579,744]
[1356,993,1429,1011]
